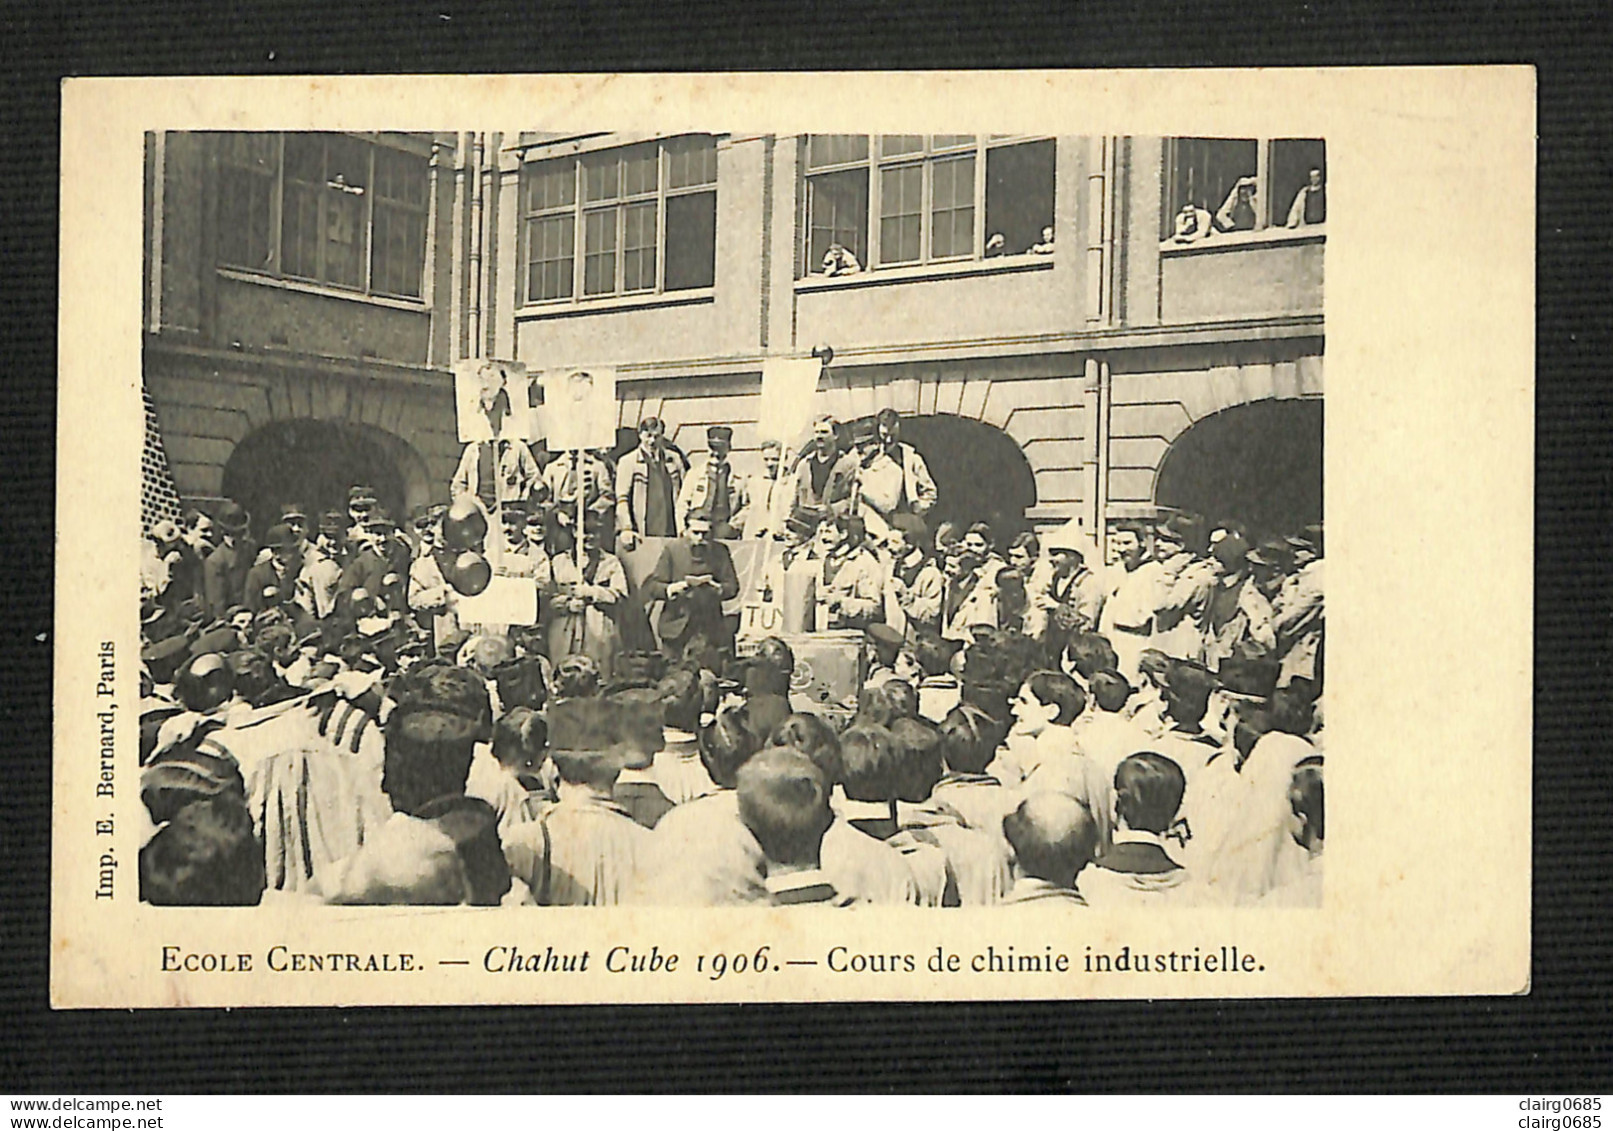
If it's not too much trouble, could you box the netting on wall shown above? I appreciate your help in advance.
[141,386,183,534]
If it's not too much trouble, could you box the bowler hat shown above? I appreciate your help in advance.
[264,523,299,550]
[866,623,905,650]
[279,503,308,522]
[706,425,733,444]
[214,500,250,534]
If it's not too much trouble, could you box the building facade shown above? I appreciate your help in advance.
[145,130,1323,545]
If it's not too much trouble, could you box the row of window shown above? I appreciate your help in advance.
[210,133,1325,308]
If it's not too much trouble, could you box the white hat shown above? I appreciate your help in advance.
[1043,520,1097,561]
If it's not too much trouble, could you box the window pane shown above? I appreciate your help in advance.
[879,164,922,264]
[622,201,657,291]
[985,139,1056,255]
[665,190,716,291]
[325,135,369,193]
[374,147,427,206]
[372,202,425,298]
[282,133,324,184]
[219,163,275,271]
[666,138,718,189]
[880,135,924,158]
[930,155,975,258]
[583,154,619,202]
[281,181,322,280]
[1167,137,1258,236]
[583,209,617,294]
[525,214,574,301]
[806,135,869,169]
[805,168,869,273]
[322,192,365,288]
[525,159,576,212]
[932,134,975,151]
[1271,138,1326,227]
[622,147,658,196]
[218,132,278,172]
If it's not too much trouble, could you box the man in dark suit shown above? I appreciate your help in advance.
[242,523,305,617]
[201,501,257,621]
[643,508,739,667]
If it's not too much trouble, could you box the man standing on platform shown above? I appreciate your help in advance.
[789,413,858,532]
[855,409,937,539]
[739,439,789,541]
[644,508,740,667]
[615,417,684,550]
[679,425,748,541]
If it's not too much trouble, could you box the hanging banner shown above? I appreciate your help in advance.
[756,357,824,448]
[454,358,532,443]
[536,365,618,452]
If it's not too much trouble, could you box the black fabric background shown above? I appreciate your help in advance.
[3,0,1609,1093]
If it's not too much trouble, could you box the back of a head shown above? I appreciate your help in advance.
[698,704,761,789]
[854,685,896,728]
[1271,686,1316,736]
[736,747,834,868]
[1289,763,1324,844]
[768,712,842,784]
[744,659,792,699]
[610,690,668,768]
[461,633,515,678]
[656,668,705,733]
[912,632,958,679]
[1067,633,1121,680]
[1003,793,1097,886]
[552,654,603,700]
[887,715,946,803]
[939,703,1004,775]
[879,678,918,721]
[139,796,266,906]
[1089,670,1134,714]
[1026,669,1086,726]
[753,636,796,677]
[547,697,630,788]
[493,656,549,711]
[1114,752,1187,834]
[837,724,901,804]
[491,706,548,770]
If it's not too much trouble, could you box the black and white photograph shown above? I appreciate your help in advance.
[133,127,1325,912]
[52,71,1530,1007]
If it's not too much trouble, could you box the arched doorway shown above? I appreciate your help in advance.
[1154,399,1322,536]
[901,414,1038,538]
[221,420,427,537]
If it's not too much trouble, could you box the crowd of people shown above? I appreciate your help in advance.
[137,409,1324,910]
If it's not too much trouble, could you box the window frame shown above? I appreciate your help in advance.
[519,135,719,308]
[1160,136,1326,247]
[800,134,1054,277]
[215,131,432,303]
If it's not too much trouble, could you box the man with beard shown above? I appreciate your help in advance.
[1198,533,1276,672]
[811,514,885,632]
[881,523,944,638]
[941,523,1002,644]
[1099,522,1165,682]
[853,409,937,541]
[644,508,740,666]
[201,501,255,621]
[1026,523,1105,652]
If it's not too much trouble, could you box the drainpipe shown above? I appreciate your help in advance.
[449,134,468,361]
[467,132,485,360]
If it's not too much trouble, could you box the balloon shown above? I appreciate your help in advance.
[448,550,492,596]
[441,497,489,552]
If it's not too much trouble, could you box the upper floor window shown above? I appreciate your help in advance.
[1163,137,1326,245]
[802,135,1056,276]
[520,135,718,305]
[215,132,431,300]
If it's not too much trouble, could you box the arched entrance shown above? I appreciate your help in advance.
[221,420,429,537]
[902,414,1038,538]
[1153,399,1322,535]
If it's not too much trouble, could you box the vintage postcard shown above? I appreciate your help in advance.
[53,69,1534,1007]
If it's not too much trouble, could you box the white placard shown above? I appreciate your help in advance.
[757,357,824,447]
[454,358,531,443]
[455,574,538,627]
[537,365,617,452]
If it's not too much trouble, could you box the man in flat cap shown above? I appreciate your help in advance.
[201,501,257,622]
[678,425,748,540]
[501,697,651,905]
[1001,793,1098,906]
[615,416,685,549]
[1198,532,1276,672]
